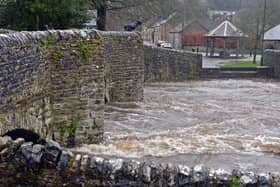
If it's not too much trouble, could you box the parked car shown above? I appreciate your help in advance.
[156,40,172,48]
[161,42,172,49]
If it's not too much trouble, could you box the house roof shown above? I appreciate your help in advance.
[143,17,162,28]
[206,20,246,38]
[197,19,219,31]
[151,12,177,28]
[170,22,187,33]
[170,19,218,33]
[264,25,280,41]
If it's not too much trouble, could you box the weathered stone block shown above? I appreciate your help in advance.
[100,31,144,102]
[264,49,280,78]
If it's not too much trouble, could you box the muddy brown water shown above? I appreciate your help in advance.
[75,79,280,173]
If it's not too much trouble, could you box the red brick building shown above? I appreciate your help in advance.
[171,19,218,49]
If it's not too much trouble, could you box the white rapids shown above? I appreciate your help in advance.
[74,79,280,172]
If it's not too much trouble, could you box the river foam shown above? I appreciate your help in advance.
[74,79,280,171]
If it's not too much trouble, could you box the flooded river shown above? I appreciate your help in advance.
[76,79,280,173]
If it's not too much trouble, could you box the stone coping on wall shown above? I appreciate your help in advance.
[0,29,143,48]
[0,136,279,186]
[0,28,16,34]
[265,49,280,53]
[98,30,141,37]
[0,29,100,47]
[144,44,203,56]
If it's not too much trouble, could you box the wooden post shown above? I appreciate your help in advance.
[210,38,215,57]
[223,38,227,58]
[241,38,245,57]
[206,37,209,57]
[236,38,240,57]
[261,0,267,65]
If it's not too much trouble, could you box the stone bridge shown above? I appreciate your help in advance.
[0,29,203,146]
[0,29,277,147]
[0,30,144,146]
[0,29,280,186]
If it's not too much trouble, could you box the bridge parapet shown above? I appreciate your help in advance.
[0,136,278,186]
[0,30,105,146]
[0,30,144,146]
[144,45,203,82]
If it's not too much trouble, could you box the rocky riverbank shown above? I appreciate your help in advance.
[0,136,279,186]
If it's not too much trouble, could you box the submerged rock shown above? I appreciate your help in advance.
[31,144,44,164]
[57,150,72,172]
[0,136,280,186]
[41,140,62,168]
[178,165,192,186]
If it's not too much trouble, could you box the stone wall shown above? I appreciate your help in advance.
[48,32,105,145]
[0,30,144,146]
[144,45,203,82]
[0,30,104,146]
[0,136,279,187]
[0,31,54,142]
[100,31,144,102]
[264,49,280,79]
[0,30,105,146]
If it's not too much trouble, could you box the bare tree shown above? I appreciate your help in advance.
[91,0,176,30]
[235,0,280,62]
[100,0,208,31]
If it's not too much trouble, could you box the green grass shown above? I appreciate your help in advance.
[224,60,261,67]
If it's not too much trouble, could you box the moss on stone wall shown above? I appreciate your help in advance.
[49,118,78,143]
[0,35,105,145]
[110,87,118,101]
[231,177,240,187]
[91,118,98,130]
[0,30,144,145]
[77,40,89,60]
[0,113,6,125]
[112,37,123,46]
[40,36,54,47]
[46,37,104,145]
[51,49,63,61]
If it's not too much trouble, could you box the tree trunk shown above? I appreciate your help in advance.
[35,14,40,31]
[97,3,107,31]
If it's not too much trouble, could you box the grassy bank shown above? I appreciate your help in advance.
[224,61,261,67]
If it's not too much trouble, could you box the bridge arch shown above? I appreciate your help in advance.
[2,128,46,144]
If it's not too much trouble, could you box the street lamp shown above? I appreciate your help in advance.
[181,0,186,50]
[261,0,267,66]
